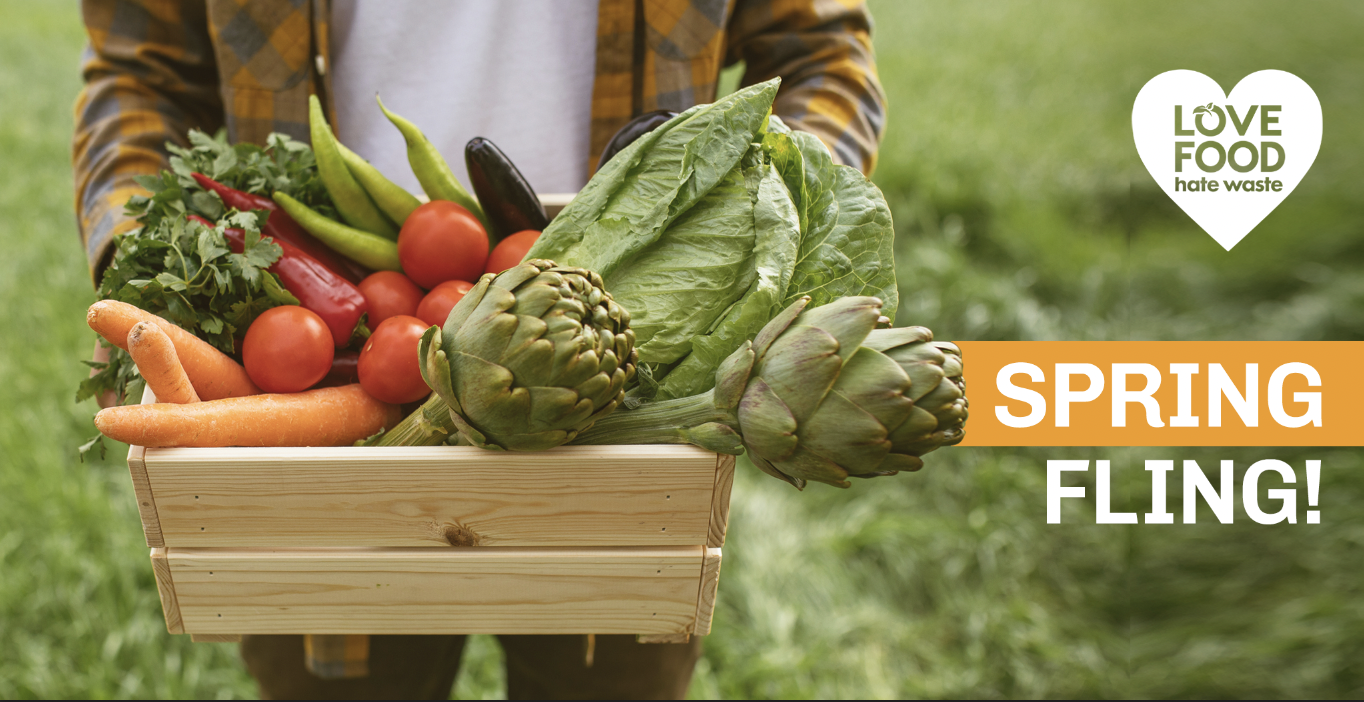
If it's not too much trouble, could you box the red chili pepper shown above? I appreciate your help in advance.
[191,173,369,284]
[188,214,369,348]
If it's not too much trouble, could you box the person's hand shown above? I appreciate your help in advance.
[90,339,119,409]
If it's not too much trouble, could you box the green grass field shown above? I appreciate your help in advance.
[1,1,1362,698]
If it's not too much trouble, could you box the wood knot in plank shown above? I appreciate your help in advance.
[441,524,482,547]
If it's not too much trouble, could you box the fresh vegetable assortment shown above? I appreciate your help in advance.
[81,78,969,488]
[190,173,366,283]
[87,300,260,401]
[186,214,369,348]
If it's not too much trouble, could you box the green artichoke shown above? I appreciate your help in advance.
[392,259,637,451]
[573,296,968,488]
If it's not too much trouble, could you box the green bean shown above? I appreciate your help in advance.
[338,141,422,227]
[272,192,402,272]
[376,95,491,232]
[309,96,399,240]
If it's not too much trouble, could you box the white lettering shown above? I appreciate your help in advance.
[1047,460,1089,524]
[1208,363,1257,427]
[1055,364,1104,427]
[995,362,1047,428]
[1268,362,1322,428]
[1184,459,1234,524]
[1244,459,1297,524]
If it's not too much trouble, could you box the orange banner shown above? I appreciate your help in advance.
[954,341,1364,446]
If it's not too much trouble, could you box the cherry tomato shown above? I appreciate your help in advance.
[398,201,489,289]
[243,306,335,393]
[358,315,430,404]
[485,229,541,275]
[416,280,475,327]
[358,271,425,327]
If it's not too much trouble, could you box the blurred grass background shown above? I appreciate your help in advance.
[0,0,1361,698]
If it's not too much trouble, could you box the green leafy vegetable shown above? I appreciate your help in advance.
[527,79,779,279]
[516,79,900,405]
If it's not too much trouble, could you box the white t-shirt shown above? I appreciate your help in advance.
[331,0,600,196]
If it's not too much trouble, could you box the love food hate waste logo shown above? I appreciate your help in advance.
[1132,70,1322,250]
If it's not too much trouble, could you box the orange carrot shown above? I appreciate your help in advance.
[126,322,200,404]
[87,300,260,400]
[93,384,401,448]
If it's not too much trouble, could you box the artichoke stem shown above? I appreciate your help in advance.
[572,390,736,448]
[377,393,454,446]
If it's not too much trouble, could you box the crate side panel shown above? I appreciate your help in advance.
[127,445,164,548]
[149,548,184,634]
[145,445,717,548]
[707,454,736,548]
[167,547,702,635]
[692,547,723,636]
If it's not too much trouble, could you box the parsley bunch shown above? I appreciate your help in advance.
[165,130,337,221]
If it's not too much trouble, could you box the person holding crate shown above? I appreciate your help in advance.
[73,0,885,697]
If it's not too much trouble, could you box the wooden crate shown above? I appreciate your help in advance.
[126,192,736,641]
[128,394,734,640]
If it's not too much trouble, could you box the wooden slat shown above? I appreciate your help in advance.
[143,445,718,548]
[127,445,164,548]
[707,454,736,548]
[190,634,241,643]
[149,548,184,634]
[166,546,703,635]
[692,548,723,636]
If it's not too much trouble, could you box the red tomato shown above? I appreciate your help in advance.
[398,201,489,289]
[242,306,335,393]
[358,271,425,327]
[416,280,475,327]
[485,229,542,275]
[358,315,430,404]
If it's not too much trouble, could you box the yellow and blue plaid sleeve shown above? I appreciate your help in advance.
[73,0,224,284]
[726,0,886,174]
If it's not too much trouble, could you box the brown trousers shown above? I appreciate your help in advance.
[241,634,702,700]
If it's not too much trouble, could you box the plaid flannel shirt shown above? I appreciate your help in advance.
[75,0,884,679]
[75,0,885,283]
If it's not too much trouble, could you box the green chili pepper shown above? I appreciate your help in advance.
[376,95,491,232]
[338,141,422,227]
[309,96,399,240]
[273,192,402,272]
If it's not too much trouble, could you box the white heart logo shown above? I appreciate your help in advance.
[1132,70,1321,250]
